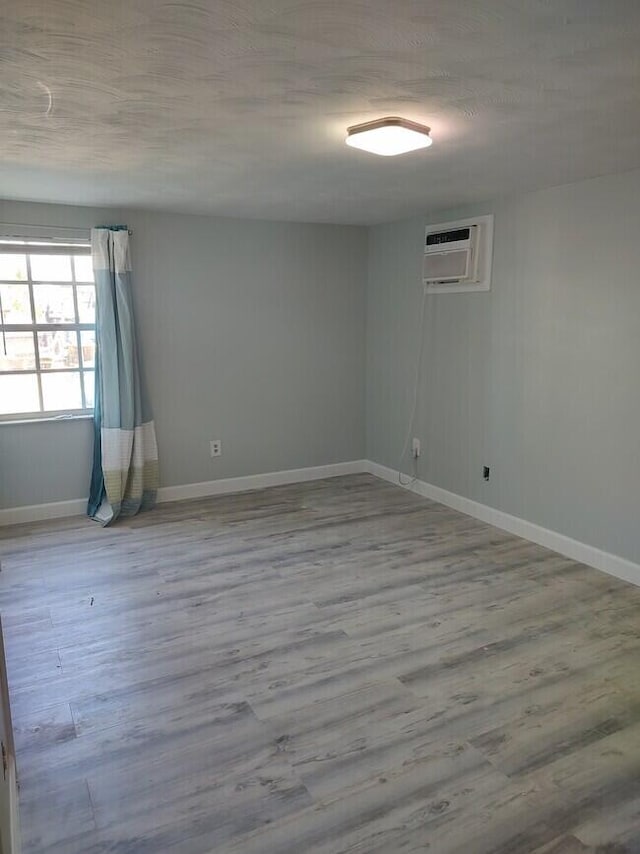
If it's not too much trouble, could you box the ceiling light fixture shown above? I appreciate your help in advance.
[345,117,433,156]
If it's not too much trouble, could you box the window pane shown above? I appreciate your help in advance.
[29,254,72,281]
[0,254,27,281]
[80,330,95,367]
[41,371,82,411]
[0,332,36,371]
[73,255,93,282]
[0,248,95,420]
[83,371,95,409]
[77,285,96,323]
[33,284,76,324]
[0,373,40,414]
[0,283,33,323]
[37,330,79,369]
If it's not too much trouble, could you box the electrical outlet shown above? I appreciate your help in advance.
[210,440,222,458]
[412,437,421,458]
[483,465,490,481]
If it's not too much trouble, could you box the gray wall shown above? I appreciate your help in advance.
[0,201,367,509]
[366,168,640,565]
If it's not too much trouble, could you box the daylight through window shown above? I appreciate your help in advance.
[0,242,96,419]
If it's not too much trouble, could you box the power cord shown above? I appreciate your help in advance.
[398,285,428,486]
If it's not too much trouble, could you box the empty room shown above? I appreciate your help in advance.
[1,1,640,852]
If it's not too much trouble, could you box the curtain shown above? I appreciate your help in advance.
[87,226,159,525]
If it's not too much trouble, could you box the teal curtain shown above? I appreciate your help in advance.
[87,227,159,525]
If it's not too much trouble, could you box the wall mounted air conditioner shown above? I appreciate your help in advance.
[423,214,493,293]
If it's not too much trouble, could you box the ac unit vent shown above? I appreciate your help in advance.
[423,215,493,293]
[425,227,472,247]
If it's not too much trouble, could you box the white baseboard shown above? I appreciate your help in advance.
[365,460,640,588]
[0,497,87,527]
[0,460,367,526]
[156,460,368,503]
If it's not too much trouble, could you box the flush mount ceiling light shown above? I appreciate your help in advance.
[345,117,433,156]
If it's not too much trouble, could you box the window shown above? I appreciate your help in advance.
[0,242,96,420]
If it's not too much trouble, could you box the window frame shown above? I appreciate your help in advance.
[0,241,96,423]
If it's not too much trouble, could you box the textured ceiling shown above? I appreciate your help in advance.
[2,0,640,224]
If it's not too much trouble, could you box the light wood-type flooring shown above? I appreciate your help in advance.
[1,474,640,854]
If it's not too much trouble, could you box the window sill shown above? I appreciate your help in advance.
[0,414,93,427]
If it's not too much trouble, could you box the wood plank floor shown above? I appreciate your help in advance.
[1,474,640,854]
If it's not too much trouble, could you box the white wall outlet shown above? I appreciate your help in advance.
[210,440,222,458]
[412,437,421,458]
